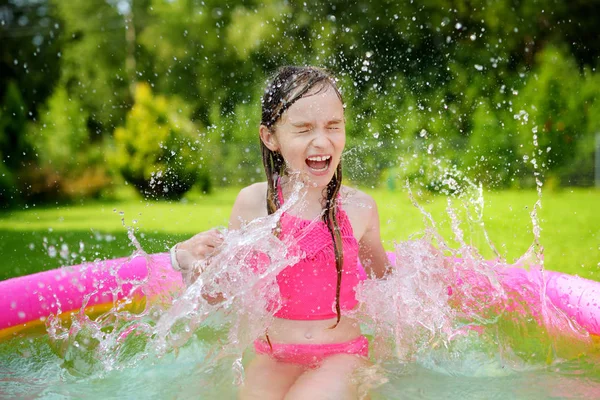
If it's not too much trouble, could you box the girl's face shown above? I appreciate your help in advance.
[260,85,346,188]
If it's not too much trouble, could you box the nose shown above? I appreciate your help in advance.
[310,127,330,149]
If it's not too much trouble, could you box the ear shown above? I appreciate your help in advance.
[259,125,279,152]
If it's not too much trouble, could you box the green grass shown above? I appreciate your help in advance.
[369,188,600,280]
[1,187,598,281]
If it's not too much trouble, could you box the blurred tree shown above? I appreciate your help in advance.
[112,82,209,200]
[514,45,592,186]
[0,81,30,169]
[2,0,600,202]
[30,86,89,171]
[0,81,30,206]
[0,0,62,121]
[464,99,516,188]
[207,87,264,186]
[53,0,132,134]
[24,84,112,201]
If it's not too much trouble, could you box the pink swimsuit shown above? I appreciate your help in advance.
[273,186,364,320]
[254,183,368,366]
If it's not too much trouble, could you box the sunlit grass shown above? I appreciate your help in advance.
[369,188,600,280]
[0,187,598,281]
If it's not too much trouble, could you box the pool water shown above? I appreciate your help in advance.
[2,324,599,399]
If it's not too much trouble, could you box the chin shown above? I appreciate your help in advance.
[305,172,338,189]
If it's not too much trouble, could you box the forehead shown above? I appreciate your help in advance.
[281,86,344,124]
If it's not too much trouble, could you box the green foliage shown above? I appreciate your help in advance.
[53,0,133,131]
[0,81,30,206]
[0,81,30,168]
[2,0,600,205]
[30,86,89,171]
[113,83,209,200]
[514,45,598,186]
[207,87,264,186]
[464,100,517,188]
[0,2,62,124]
[24,85,112,202]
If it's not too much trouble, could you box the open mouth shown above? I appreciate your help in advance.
[305,155,331,172]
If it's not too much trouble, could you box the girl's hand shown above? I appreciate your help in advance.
[172,229,224,274]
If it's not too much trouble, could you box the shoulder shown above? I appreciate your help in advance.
[339,185,376,213]
[236,182,268,206]
[338,185,378,240]
[229,182,269,229]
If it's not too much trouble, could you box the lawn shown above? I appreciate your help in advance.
[0,187,598,281]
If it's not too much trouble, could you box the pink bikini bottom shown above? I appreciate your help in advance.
[254,335,369,367]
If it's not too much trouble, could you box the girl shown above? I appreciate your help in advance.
[171,66,391,399]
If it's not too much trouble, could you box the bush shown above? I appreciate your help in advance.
[463,100,517,188]
[29,86,89,170]
[112,83,209,200]
[23,85,113,203]
[514,45,596,186]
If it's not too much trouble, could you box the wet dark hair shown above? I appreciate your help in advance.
[260,66,345,328]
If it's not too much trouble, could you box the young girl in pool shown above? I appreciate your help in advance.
[171,66,391,399]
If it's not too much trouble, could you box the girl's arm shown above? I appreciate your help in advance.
[171,185,264,303]
[173,184,264,273]
[358,196,392,279]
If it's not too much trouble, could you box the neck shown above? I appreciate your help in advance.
[279,175,333,215]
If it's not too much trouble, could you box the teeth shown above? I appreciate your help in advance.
[307,155,331,162]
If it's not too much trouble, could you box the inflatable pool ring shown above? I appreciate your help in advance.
[0,254,183,340]
[1,253,599,340]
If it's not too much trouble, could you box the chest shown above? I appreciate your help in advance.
[279,211,358,261]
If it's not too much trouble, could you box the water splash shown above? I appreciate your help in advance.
[5,169,598,397]
[42,178,312,382]
[356,174,594,371]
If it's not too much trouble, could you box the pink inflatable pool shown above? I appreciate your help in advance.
[1,253,599,340]
[0,254,183,340]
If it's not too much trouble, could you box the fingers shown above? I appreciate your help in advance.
[193,229,223,243]
[180,229,225,260]
[194,234,223,251]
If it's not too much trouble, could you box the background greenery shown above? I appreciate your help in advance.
[0,0,598,280]
[1,0,600,204]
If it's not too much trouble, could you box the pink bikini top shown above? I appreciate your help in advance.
[267,184,365,320]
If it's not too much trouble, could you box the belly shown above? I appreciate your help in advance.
[265,313,362,344]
